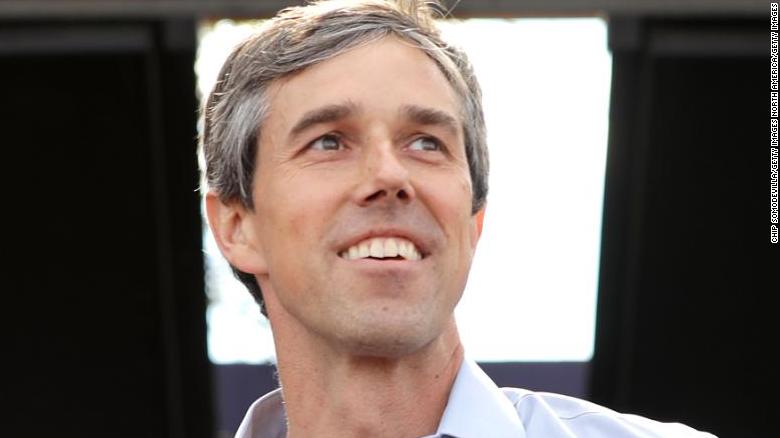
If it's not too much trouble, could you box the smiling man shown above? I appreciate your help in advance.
[201,1,715,437]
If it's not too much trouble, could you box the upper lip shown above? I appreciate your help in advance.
[338,228,430,257]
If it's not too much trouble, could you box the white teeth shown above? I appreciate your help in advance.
[369,240,384,258]
[400,241,421,261]
[358,243,370,258]
[398,241,409,258]
[340,237,422,261]
[384,239,398,257]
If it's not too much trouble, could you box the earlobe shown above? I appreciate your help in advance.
[204,191,268,275]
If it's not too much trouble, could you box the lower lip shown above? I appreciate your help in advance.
[336,256,426,272]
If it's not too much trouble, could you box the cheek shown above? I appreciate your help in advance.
[445,175,477,257]
[419,170,473,230]
[259,168,349,253]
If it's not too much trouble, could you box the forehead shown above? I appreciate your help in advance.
[263,36,462,136]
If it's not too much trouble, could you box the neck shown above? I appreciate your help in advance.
[271,317,464,438]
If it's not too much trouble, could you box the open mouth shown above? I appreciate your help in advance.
[338,237,423,261]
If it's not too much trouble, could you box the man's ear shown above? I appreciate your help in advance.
[471,206,486,247]
[204,191,268,276]
[475,207,485,238]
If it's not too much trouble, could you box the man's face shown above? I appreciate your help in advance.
[248,36,481,357]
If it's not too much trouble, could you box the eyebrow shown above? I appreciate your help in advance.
[287,101,461,141]
[399,104,460,138]
[288,101,361,140]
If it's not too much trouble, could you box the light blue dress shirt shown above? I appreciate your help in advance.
[235,359,717,437]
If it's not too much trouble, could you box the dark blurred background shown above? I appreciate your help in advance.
[1,1,771,437]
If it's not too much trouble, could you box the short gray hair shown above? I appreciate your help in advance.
[200,0,488,313]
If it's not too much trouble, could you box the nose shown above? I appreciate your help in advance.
[354,142,415,207]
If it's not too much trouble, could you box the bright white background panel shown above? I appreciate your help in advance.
[438,19,611,362]
[197,18,611,364]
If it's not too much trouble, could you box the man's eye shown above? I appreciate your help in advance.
[309,134,343,151]
[409,137,441,151]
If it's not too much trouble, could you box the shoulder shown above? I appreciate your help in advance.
[501,387,717,438]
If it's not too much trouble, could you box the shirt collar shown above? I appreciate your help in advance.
[432,359,526,438]
[234,388,286,438]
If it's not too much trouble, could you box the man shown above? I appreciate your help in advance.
[201,1,715,436]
